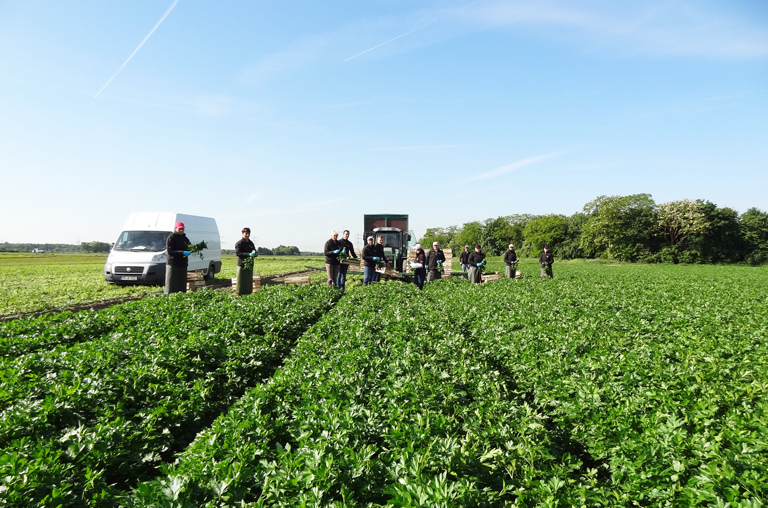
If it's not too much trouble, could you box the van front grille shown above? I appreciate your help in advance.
[114,266,145,274]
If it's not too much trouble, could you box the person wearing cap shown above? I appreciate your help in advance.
[539,245,554,278]
[336,229,357,290]
[459,245,471,278]
[410,244,427,289]
[165,222,192,294]
[503,244,518,279]
[372,235,391,282]
[425,241,446,283]
[361,236,378,285]
[323,230,342,287]
[467,244,486,284]
[234,227,258,295]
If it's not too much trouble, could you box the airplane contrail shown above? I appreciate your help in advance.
[344,21,434,62]
[95,0,180,98]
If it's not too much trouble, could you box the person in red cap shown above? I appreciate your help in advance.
[165,222,191,294]
[234,227,258,295]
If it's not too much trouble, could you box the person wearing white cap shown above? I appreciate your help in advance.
[361,236,378,285]
[425,241,446,283]
[323,230,342,287]
[410,244,427,289]
[503,244,518,279]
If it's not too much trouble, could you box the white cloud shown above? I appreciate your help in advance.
[462,152,560,183]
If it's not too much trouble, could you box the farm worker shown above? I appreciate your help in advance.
[165,222,191,294]
[425,241,446,283]
[410,244,427,290]
[323,230,342,287]
[234,227,258,295]
[504,244,518,279]
[362,236,378,285]
[373,235,391,282]
[539,245,554,278]
[336,229,358,291]
[459,245,471,278]
[467,244,486,284]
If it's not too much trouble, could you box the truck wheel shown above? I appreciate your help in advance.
[206,263,216,281]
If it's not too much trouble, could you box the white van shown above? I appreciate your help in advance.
[104,212,222,285]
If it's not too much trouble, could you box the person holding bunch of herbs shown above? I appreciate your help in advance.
[467,244,486,284]
[336,229,357,290]
[504,244,518,279]
[372,235,391,282]
[234,227,258,295]
[165,221,192,294]
[425,241,446,283]
[539,245,554,278]
[459,245,471,278]
[324,230,343,287]
[361,236,379,285]
[410,243,427,289]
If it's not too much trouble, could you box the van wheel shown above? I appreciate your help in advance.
[206,263,216,281]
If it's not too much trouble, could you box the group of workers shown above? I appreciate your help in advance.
[164,222,556,295]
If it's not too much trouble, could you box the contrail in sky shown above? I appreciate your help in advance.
[95,0,180,98]
[344,21,435,62]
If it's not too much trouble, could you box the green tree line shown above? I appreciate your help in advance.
[419,194,768,265]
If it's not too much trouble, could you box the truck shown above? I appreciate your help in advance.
[104,212,222,285]
[363,214,415,272]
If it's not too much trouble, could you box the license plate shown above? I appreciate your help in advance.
[120,276,138,281]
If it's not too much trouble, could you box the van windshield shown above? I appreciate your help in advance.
[113,231,170,252]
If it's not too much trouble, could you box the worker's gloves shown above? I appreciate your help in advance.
[437,260,443,265]
[476,263,483,267]
[182,251,191,257]
[341,248,347,253]
[373,257,380,261]
[481,260,486,266]
[249,252,258,258]
[333,249,340,254]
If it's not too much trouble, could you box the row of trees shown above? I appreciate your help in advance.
[0,242,108,253]
[420,194,768,265]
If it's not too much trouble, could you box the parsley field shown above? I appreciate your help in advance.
[1,263,767,506]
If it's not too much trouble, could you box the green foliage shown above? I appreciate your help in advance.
[80,242,111,253]
[522,214,569,252]
[479,217,514,255]
[656,199,709,248]
[0,285,341,506]
[741,208,768,265]
[580,193,657,261]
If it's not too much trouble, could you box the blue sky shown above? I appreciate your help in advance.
[1,0,766,251]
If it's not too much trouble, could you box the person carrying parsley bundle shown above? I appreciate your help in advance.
[165,221,191,294]
[235,227,258,295]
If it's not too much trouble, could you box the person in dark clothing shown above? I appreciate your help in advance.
[459,245,471,278]
[425,241,446,283]
[234,227,258,295]
[372,235,390,282]
[361,236,378,285]
[336,229,357,290]
[503,244,518,279]
[410,244,427,290]
[323,230,342,287]
[165,221,191,294]
[539,245,554,278]
[467,244,485,284]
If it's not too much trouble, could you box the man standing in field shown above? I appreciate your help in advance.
[373,235,390,282]
[165,222,191,294]
[459,245,470,278]
[539,245,554,278]
[323,230,342,286]
[504,244,518,279]
[425,241,446,283]
[362,236,378,285]
[467,244,485,284]
[336,229,357,290]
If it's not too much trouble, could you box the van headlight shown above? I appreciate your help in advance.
[104,263,111,271]
[151,253,167,262]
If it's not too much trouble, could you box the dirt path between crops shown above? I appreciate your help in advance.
[0,269,319,322]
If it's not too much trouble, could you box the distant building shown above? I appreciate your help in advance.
[31,249,45,253]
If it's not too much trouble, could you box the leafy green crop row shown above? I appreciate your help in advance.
[0,285,341,507]
[124,264,768,507]
[124,283,600,507]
